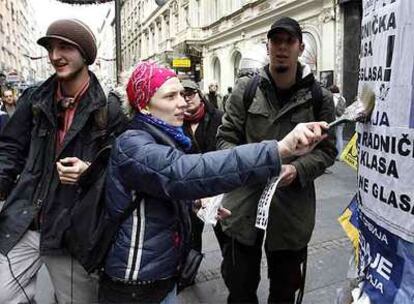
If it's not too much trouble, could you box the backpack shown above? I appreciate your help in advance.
[62,93,134,273]
[63,145,141,273]
[242,73,323,120]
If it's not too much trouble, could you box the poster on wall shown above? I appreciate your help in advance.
[358,212,414,302]
[319,70,334,88]
[356,0,414,302]
[357,0,414,242]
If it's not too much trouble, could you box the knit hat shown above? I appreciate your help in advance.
[126,61,177,111]
[37,19,97,65]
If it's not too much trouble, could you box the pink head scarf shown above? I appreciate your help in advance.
[126,61,177,111]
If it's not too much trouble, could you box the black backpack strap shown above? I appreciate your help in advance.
[94,100,109,131]
[311,81,323,120]
[242,73,261,111]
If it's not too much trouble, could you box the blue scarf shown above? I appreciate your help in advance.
[134,113,192,151]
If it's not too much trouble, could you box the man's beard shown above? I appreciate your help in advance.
[275,65,289,73]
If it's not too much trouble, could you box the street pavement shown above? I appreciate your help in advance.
[179,161,357,304]
[36,161,356,304]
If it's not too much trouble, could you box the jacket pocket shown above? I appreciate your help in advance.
[247,97,270,118]
[246,98,274,142]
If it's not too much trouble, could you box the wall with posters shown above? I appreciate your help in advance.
[356,0,414,302]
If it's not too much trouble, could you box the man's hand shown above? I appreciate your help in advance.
[56,157,90,185]
[216,207,232,221]
[278,122,328,159]
[278,164,297,188]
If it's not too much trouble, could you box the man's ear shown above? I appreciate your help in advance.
[266,41,269,55]
[299,42,305,56]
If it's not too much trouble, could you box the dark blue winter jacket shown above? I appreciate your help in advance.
[104,119,281,282]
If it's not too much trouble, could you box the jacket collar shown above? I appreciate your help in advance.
[32,71,107,158]
[258,63,316,121]
[129,119,178,149]
[32,71,106,126]
[259,63,314,88]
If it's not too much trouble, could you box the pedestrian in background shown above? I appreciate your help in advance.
[0,19,125,303]
[329,85,346,158]
[181,79,223,264]
[216,16,336,303]
[205,81,223,110]
[99,60,329,303]
[222,86,233,112]
[0,72,7,106]
[0,89,16,130]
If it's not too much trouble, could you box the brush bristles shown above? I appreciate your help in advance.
[359,85,376,115]
[341,85,376,122]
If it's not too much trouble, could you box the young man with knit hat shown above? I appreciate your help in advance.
[0,19,125,303]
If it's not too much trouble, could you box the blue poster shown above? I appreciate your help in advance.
[358,211,414,303]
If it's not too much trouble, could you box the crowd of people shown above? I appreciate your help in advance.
[0,15,346,304]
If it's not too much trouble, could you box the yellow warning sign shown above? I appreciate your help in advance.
[340,133,358,170]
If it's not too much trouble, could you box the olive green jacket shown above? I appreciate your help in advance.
[216,65,337,250]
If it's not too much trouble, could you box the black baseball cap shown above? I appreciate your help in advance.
[267,17,302,42]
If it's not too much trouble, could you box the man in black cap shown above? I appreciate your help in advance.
[0,19,125,303]
[216,17,336,303]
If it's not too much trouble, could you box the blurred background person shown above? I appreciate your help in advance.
[222,87,233,112]
[182,79,223,266]
[205,81,222,110]
[329,85,346,158]
[0,89,16,130]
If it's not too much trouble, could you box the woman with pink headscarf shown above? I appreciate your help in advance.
[99,61,328,303]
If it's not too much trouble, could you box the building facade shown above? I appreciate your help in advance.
[95,6,117,91]
[0,0,45,85]
[120,0,360,101]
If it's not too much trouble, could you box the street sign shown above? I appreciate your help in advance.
[172,58,191,68]
[340,133,358,170]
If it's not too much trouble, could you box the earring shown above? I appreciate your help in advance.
[141,105,151,115]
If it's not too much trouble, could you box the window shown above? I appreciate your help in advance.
[184,6,189,28]
[299,32,318,74]
[232,51,242,80]
[213,57,221,84]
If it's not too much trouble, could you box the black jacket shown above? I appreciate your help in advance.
[0,72,126,255]
[183,101,223,154]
